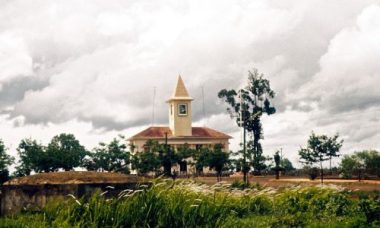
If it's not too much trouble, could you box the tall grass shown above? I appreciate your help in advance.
[1,179,379,227]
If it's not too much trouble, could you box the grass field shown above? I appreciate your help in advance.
[192,175,380,191]
[1,178,379,227]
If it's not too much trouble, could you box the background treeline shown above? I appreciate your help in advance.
[0,133,231,183]
[0,133,379,184]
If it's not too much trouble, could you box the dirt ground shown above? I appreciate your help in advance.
[191,175,380,191]
[4,171,139,185]
[5,172,380,191]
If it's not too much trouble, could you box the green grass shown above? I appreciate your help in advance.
[1,179,379,227]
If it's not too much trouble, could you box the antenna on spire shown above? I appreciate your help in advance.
[202,86,206,127]
[151,86,156,126]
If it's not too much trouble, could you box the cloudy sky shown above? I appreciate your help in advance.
[1,0,380,168]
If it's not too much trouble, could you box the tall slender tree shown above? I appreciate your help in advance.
[218,68,276,183]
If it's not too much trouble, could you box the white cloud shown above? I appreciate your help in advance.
[298,4,380,113]
[0,32,33,88]
[0,0,379,169]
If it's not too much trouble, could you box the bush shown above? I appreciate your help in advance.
[309,167,319,180]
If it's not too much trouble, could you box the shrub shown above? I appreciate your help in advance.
[309,167,319,180]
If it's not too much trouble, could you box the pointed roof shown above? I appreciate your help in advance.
[168,75,193,101]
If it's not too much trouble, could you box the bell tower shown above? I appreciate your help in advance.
[167,75,193,136]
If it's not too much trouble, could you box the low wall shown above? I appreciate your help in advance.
[0,182,142,216]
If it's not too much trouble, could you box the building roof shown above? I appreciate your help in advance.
[128,126,232,140]
[167,75,193,101]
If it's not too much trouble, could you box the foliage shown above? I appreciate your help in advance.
[131,141,229,181]
[356,150,380,177]
[15,138,47,176]
[340,150,380,179]
[131,140,193,177]
[281,158,295,173]
[218,68,276,182]
[272,151,283,179]
[230,179,262,190]
[299,132,343,183]
[0,139,14,183]
[206,144,230,181]
[131,142,161,175]
[85,136,130,174]
[1,180,379,227]
[308,167,319,180]
[192,147,210,174]
[358,195,380,224]
[46,133,87,171]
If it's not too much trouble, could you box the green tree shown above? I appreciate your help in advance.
[157,140,177,177]
[206,144,230,182]
[47,133,87,171]
[15,138,48,176]
[131,150,161,176]
[356,150,380,177]
[131,139,177,176]
[326,134,343,174]
[272,151,283,180]
[86,136,131,174]
[280,158,295,173]
[340,154,364,180]
[299,132,343,184]
[340,150,380,180]
[0,139,14,183]
[192,147,210,175]
[176,143,194,175]
[218,68,276,183]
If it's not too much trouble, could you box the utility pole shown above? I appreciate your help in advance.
[202,86,206,127]
[280,148,283,177]
[151,87,156,126]
[240,89,248,185]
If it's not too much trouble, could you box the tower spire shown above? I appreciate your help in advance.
[168,75,193,136]
[171,75,191,99]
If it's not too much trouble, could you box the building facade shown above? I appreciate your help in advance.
[128,76,231,174]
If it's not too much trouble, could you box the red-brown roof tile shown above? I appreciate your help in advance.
[128,127,232,140]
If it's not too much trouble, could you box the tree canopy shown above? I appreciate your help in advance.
[206,144,230,182]
[15,138,47,176]
[218,68,276,182]
[47,133,87,171]
[340,150,380,180]
[85,136,130,174]
[299,132,343,183]
[0,139,14,183]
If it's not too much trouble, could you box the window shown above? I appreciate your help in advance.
[178,103,188,116]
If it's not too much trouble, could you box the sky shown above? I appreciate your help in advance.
[1,0,380,168]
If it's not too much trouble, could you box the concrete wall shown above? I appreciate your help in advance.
[0,182,142,216]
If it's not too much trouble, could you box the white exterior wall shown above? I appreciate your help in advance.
[129,138,230,175]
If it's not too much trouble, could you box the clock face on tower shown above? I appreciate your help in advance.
[178,104,188,116]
